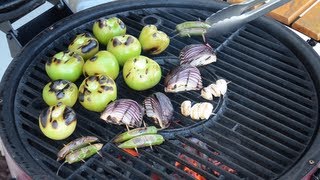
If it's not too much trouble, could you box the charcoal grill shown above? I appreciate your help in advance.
[0,0,45,22]
[1,0,320,179]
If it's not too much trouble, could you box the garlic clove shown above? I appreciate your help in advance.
[181,100,192,116]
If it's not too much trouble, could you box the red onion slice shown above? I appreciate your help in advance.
[143,92,174,128]
[164,64,203,93]
[179,44,216,67]
[100,99,144,128]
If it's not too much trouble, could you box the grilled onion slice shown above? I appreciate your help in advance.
[100,99,144,128]
[179,44,216,67]
[164,64,203,93]
[143,92,174,128]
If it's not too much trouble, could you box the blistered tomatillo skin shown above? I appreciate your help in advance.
[123,56,161,91]
[107,35,141,66]
[139,25,170,55]
[42,80,78,107]
[93,17,126,45]
[79,75,117,112]
[39,103,77,140]
[45,51,84,82]
[68,33,99,60]
[83,51,119,80]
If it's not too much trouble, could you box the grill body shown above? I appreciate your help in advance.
[0,0,320,179]
[0,0,45,22]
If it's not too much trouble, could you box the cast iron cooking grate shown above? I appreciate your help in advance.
[1,1,318,179]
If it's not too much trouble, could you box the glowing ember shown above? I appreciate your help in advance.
[174,138,236,179]
[175,154,206,180]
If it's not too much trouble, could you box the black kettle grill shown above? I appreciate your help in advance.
[0,0,320,179]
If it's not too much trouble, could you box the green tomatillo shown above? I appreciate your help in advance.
[93,17,126,45]
[79,75,117,112]
[68,33,99,60]
[45,51,84,82]
[123,56,161,91]
[107,35,141,66]
[83,51,119,80]
[39,103,77,140]
[139,25,170,55]
[42,80,78,107]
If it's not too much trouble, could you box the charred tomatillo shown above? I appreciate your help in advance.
[139,25,170,55]
[39,103,77,140]
[68,33,99,60]
[79,75,117,112]
[83,51,119,80]
[42,80,78,107]
[123,56,161,91]
[107,35,141,66]
[93,17,126,45]
[46,51,84,82]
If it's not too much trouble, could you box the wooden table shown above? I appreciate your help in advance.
[227,0,320,42]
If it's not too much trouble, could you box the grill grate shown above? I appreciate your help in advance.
[0,1,319,179]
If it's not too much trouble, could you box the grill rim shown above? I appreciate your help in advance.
[0,0,319,179]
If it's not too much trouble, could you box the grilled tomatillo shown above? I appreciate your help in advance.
[39,103,77,140]
[107,35,141,66]
[42,80,78,107]
[83,51,119,80]
[93,17,126,45]
[123,56,161,91]
[79,75,117,112]
[139,25,170,55]
[46,51,84,82]
[68,33,99,60]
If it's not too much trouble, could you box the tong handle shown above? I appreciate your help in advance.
[205,0,266,24]
[205,0,290,38]
[243,0,290,22]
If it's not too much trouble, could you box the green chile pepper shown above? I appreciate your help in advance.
[176,21,210,32]
[65,143,103,164]
[57,136,99,161]
[118,134,164,149]
[114,126,158,143]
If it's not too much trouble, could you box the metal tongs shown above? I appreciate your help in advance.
[204,0,290,38]
[174,0,290,38]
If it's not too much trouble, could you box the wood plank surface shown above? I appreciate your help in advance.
[292,2,320,41]
[268,0,316,25]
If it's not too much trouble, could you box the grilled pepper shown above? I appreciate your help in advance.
[57,136,99,161]
[114,126,158,143]
[118,134,164,149]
